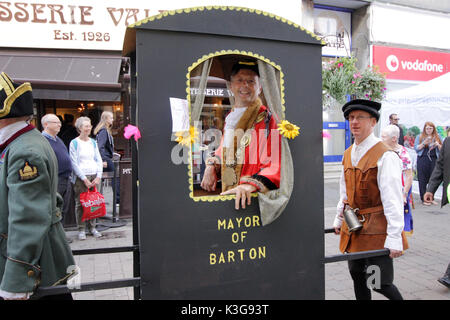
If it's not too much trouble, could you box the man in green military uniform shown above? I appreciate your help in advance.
[0,72,75,300]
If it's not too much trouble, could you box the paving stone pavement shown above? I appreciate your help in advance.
[67,222,135,300]
[66,180,450,300]
[324,180,450,300]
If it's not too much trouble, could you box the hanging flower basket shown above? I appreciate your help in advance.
[322,56,387,108]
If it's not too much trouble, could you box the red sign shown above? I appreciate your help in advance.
[372,45,450,81]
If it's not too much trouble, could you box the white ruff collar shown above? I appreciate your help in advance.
[0,121,28,145]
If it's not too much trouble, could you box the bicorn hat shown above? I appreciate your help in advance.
[0,72,34,120]
[230,60,260,78]
[342,99,381,122]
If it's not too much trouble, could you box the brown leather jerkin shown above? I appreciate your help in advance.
[339,142,408,253]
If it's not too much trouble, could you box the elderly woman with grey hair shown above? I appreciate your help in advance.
[69,116,103,240]
[381,124,414,235]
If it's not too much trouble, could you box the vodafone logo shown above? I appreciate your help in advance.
[386,55,399,72]
[401,59,444,73]
[385,53,444,73]
[374,45,449,81]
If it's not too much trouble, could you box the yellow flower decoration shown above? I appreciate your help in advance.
[175,126,199,146]
[277,120,300,139]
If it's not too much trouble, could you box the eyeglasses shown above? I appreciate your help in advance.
[47,121,61,125]
[348,115,373,122]
[231,78,257,86]
[392,118,400,121]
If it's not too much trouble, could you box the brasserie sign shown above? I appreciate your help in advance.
[0,0,302,51]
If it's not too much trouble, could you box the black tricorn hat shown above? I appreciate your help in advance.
[230,60,260,78]
[342,99,381,122]
[0,72,34,120]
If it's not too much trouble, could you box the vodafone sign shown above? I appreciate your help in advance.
[373,45,449,81]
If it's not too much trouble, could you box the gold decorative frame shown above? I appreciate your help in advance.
[186,50,285,202]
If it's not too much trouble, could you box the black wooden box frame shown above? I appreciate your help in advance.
[123,6,325,300]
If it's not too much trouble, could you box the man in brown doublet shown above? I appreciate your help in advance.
[333,99,408,300]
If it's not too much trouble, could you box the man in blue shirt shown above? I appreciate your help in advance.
[41,114,73,234]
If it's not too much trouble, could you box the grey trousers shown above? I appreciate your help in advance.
[73,175,100,232]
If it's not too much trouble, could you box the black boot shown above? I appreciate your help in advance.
[437,263,450,289]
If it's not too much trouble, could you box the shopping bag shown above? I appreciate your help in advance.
[80,187,107,222]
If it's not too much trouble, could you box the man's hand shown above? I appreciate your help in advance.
[424,192,434,204]
[389,249,403,259]
[220,183,257,210]
[200,166,217,192]
[403,193,408,205]
[334,210,344,234]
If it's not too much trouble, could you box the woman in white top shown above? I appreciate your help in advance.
[69,116,103,240]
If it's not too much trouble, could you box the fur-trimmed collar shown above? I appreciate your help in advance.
[234,98,262,133]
